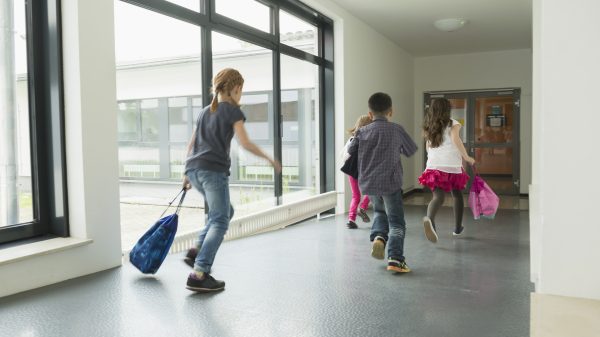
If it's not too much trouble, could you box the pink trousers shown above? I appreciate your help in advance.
[348,176,370,221]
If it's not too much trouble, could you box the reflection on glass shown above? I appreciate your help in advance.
[280,55,319,203]
[475,97,514,144]
[215,0,270,33]
[213,32,275,211]
[2,0,35,225]
[141,99,159,142]
[168,97,190,143]
[473,147,514,194]
[118,101,139,141]
[280,10,318,56]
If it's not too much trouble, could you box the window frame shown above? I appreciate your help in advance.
[119,0,335,204]
[1,0,69,244]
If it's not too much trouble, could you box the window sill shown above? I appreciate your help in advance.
[0,237,93,266]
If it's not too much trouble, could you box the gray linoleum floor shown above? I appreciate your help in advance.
[0,205,531,337]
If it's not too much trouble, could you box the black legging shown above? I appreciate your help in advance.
[426,188,463,230]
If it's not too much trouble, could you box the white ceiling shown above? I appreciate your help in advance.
[329,0,532,56]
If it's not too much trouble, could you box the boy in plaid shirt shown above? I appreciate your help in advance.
[347,92,417,272]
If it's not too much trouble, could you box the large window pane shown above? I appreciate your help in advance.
[215,0,270,33]
[1,0,33,227]
[213,31,275,213]
[115,1,203,249]
[280,10,318,56]
[280,55,319,203]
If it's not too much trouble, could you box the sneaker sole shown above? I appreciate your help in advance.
[423,217,438,243]
[359,214,370,223]
[371,240,385,260]
[387,265,411,273]
[186,285,225,292]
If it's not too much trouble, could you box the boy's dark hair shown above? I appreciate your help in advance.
[368,92,392,116]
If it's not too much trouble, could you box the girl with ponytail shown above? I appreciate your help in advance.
[182,68,281,292]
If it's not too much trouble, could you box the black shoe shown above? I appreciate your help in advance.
[346,220,358,229]
[453,225,465,236]
[387,258,411,273]
[183,248,198,268]
[186,273,225,292]
[358,208,371,223]
[371,236,386,260]
[423,216,438,243]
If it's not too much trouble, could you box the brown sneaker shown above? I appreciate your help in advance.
[387,258,411,273]
[371,236,386,260]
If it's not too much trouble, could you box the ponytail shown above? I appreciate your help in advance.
[210,90,219,112]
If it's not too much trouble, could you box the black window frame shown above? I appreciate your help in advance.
[0,0,69,244]
[119,0,335,203]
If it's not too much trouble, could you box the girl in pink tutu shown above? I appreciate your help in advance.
[418,98,475,243]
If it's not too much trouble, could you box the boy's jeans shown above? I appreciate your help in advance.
[187,168,234,274]
[368,189,406,261]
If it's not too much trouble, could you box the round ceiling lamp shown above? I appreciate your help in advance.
[433,18,467,32]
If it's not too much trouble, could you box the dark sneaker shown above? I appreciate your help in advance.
[453,225,465,236]
[183,247,198,268]
[371,236,386,260]
[423,216,438,243]
[358,208,370,223]
[346,220,358,229]
[387,258,411,273]
[186,273,225,292]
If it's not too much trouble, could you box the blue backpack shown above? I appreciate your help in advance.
[129,189,186,274]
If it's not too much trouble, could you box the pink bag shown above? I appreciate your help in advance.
[468,175,499,220]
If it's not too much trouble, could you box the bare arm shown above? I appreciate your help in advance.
[450,124,475,165]
[182,129,197,190]
[233,120,282,173]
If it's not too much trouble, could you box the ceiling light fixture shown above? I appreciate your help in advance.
[433,18,467,32]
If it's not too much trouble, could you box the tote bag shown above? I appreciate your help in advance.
[468,174,499,220]
[129,189,186,274]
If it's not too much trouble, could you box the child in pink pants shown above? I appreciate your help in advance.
[342,115,372,229]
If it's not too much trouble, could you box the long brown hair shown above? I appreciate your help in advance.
[348,115,372,136]
[423,98,452,148]
[210,68,245,112]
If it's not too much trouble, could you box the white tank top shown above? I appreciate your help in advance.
[426,119,463,173]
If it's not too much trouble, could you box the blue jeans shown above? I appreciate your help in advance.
[187,169,234,274]
[368,189,407,261]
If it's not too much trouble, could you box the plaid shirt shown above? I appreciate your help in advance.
[348,117,417,195]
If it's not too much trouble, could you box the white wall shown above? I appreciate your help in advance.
[0,0,122,297]
[414,49,532,194]
[302,0,415,213]
[531,0,600,300]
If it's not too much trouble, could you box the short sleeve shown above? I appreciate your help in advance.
[230,106,246,124]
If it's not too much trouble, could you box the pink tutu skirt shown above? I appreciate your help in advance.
[418,169,470,192]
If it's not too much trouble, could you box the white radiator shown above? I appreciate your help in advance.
[169,191,337,254]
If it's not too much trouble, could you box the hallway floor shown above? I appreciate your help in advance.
[0,205,531,337]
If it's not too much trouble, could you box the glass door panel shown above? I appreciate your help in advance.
[470,94,518,195]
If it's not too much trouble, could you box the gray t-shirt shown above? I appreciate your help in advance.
[185,102,246,174]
